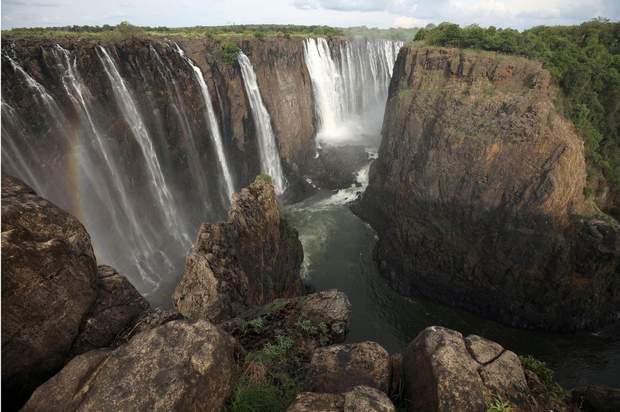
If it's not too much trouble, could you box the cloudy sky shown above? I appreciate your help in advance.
[2,0,618,30]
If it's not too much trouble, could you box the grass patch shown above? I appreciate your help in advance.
[229,381,286,412]
[486,395,512,412]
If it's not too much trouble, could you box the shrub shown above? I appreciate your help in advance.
[220,41,240,65]
[256,173,273,184]
[246,335,294,363]
[246,317,266,331]
[230,382,285,412]
[519,355,557,390]
[115,21,146,39]
[253,31,265,39]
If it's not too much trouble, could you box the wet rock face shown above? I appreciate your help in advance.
[22,320,238,412]
[306,341,391,394]
[403,326,533,412]
[357,46,620,330]
[1,175,98,410]
[173,178,303,322]
[288,385,395,412]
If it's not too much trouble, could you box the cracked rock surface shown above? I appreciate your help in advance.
[403,326,535,411]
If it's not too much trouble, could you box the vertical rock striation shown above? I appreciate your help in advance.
[356,46,620,330]
[173,177,303,322]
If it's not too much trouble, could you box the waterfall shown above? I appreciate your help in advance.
[304,38,403,146]
[238,51,286,194]
[173,44,235,201]
[96,46,190,246]
[52,45,163,287]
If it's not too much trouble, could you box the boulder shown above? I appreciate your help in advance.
[288,386,395,412]
[571,385,620,412]
[1,175,98,409]
[300,290,352,343]
[71,264,150,355]
[306,341,391,393]
[403,326,532,411]
[22,319,238,412]
[173,177,303,322]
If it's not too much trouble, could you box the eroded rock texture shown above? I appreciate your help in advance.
[306,341,391,394]
[356,46,620,330]
[1,175,98,409]
[1,175,150,410]
[22,320,238,412]
[403,326,557,412]
[288,385,395,412]
[174,178,303,321]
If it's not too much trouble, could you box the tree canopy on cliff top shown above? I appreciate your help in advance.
[416,19,620,213]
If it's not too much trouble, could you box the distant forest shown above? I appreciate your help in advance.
[416,19,620,206]
[1,23,418,41]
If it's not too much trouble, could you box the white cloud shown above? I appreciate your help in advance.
[393,15,427,28]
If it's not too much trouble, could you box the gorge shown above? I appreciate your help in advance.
[2,23,620,411]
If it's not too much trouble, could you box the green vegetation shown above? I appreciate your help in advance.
[255,173,273,184]
[486,395,512,412]
[2,22,415,41]
[265,298,289,313]
[229,381,286,412]
[519,355,564,394]
[414,19,620,202]
[219,41,241,65]
[246,335,294,363]
[245,317,266,331]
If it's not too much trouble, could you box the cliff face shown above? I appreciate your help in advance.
[0,37,317,298]
[356,46,620,330]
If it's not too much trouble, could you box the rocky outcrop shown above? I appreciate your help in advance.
[174,177,303,322]
[571,385,620,412]
[305,341,391,394]
[402,326,562,412]
[288,385,395,412]
[71,264,150,355]
[1,175,152,410]
[1,175,98,409]
[356,46,620,330]
[22,319,238,412]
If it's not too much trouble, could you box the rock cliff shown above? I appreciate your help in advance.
[173,177,303,321]
[355,46,620,330]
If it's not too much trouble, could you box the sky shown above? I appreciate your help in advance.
[2,0,619,30]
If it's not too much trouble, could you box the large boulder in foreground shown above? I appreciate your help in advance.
[288,385,395,412]
[306,341,391,394]
[22,319,238,412]
[1,175,98,409]
[174,177,303,322]
[355,46,620,330]
[403,326,534,412]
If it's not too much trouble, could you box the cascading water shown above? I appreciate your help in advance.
[238,51,286,194]
[304,38,403,146]
[174,44,235,201]
[96,46,190,246]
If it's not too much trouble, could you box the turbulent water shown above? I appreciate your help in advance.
[304,38,403,146]
[238,51,285,194]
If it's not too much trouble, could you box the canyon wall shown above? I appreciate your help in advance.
[1,36,401,303]
[356,46,620,331]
